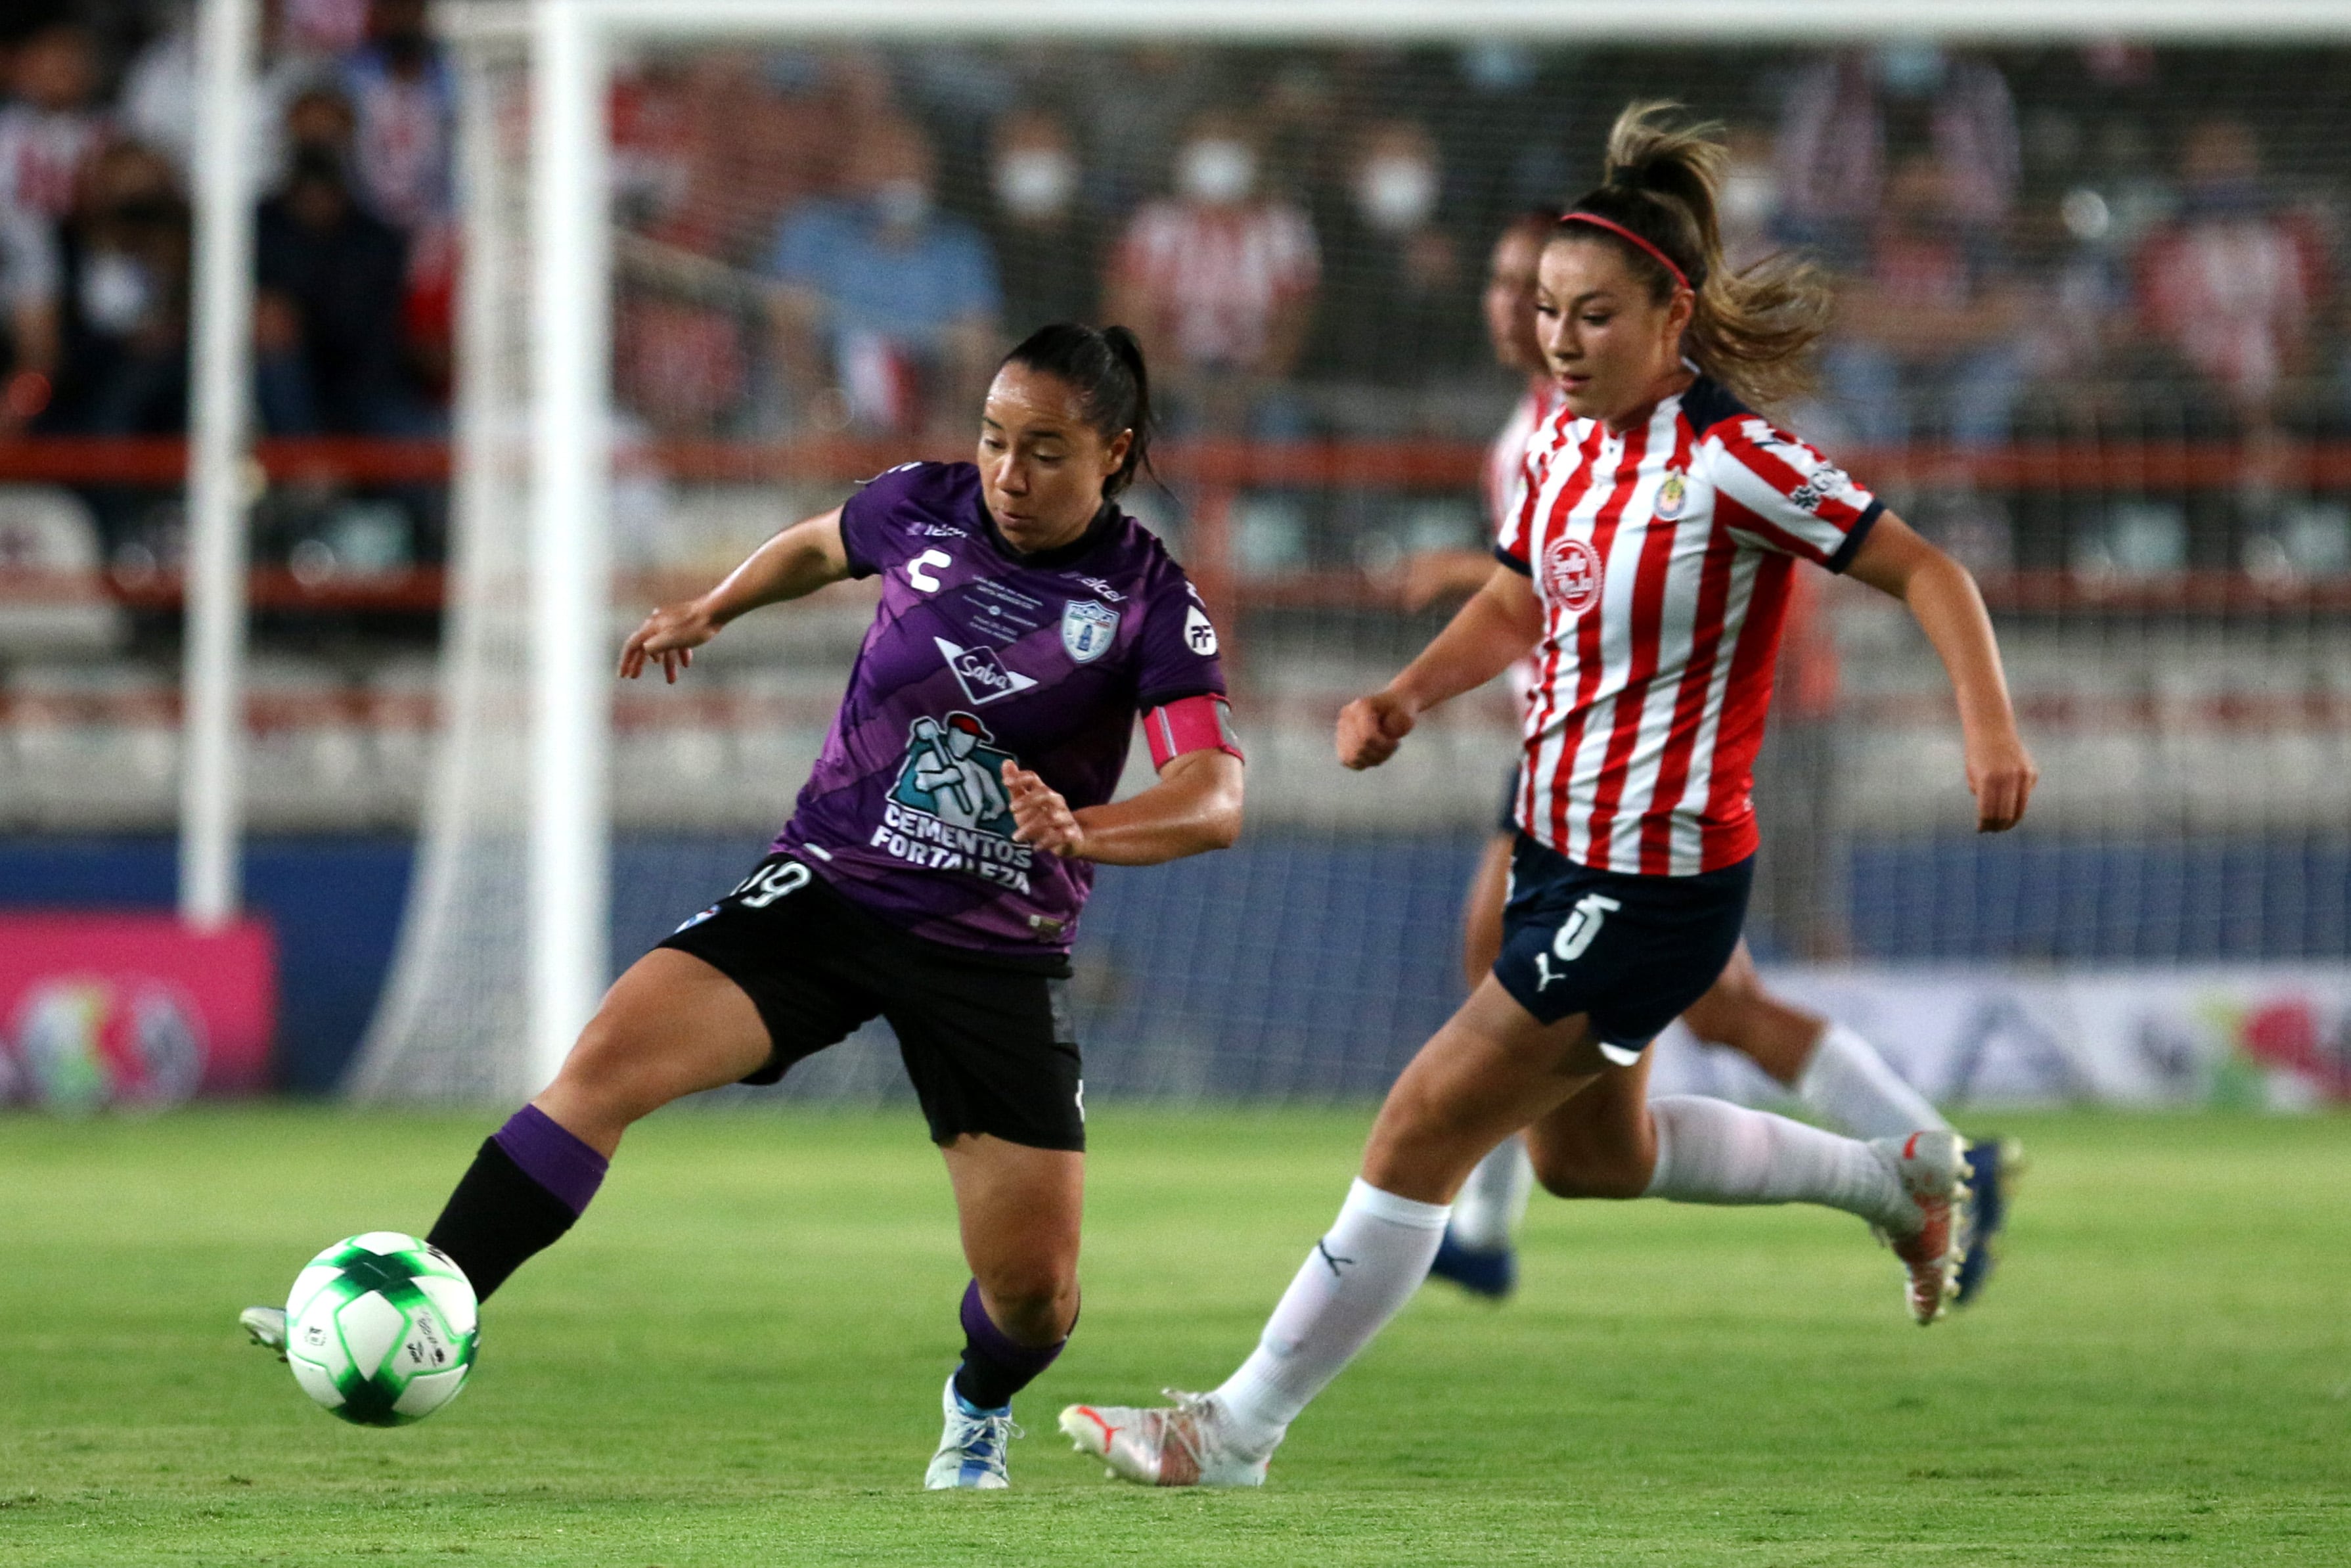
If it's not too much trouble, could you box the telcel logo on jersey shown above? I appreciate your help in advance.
[1544,535,1604,616]
[935,637,1039,705]
[1060,599,1119,663]
[876,713,1035,891]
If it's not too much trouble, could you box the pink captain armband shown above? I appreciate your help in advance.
[1143,694,1244,769]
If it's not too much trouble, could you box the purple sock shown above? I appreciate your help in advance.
[491,1104,608,1217]
[951,1279,1070,1412]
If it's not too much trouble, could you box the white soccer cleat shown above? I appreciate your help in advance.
[1870,1131,1973,1326]
[1058,1391,1270,1488]
[240,1305,288,1360]
[925,1376,1020,1490]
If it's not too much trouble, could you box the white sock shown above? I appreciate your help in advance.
[1448,1137,1533,1251]
[1215,1178,1450,1451]
[1794,1022,1952,1142]
[1643,1095,1909,1232]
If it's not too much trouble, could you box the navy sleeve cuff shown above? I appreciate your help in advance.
[1825,499,1885,575]
[1493,544,1532,576]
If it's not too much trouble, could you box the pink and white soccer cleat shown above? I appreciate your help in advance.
[1870,1130,1973,1325]
[1059,1391,1270,1488]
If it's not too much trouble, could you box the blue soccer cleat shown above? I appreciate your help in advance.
[1427,1227,1517,1301]
[1955,1136,2023,1307]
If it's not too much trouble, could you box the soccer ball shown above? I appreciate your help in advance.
[284,1232,478,1426]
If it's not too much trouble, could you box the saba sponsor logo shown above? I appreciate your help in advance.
[934,637,1039,705]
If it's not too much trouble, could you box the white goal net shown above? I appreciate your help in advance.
[352,3,2351,1105]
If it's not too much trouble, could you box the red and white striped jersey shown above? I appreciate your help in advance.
[1494,376,1882,876]
[1485,381,1561,710]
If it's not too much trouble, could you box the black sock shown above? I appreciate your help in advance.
[425,1138,580,1302]
[951,1280,1071,1412]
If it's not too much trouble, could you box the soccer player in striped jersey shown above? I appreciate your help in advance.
[1062,104,2037,1488]
[1423,213,2015,1307]
[240,325,1247,1490]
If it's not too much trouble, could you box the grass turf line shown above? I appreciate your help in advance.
[0,1106,2343,1566]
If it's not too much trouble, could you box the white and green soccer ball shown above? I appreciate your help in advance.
[284,1232,478,1427]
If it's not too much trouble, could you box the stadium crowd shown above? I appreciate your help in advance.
[0,2,2346,576]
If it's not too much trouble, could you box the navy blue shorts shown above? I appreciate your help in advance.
[1494,765,1521,836]
[1492,834,1753,1061]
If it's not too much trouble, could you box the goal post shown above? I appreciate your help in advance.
[352,0,2351,1103]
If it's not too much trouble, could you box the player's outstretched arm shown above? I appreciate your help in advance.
[1337,564,1542,771]
[1003,750,1242,867]
[1844,512,2038,832]
[618,507,850,683]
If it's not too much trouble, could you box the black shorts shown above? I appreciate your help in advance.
[1492,833,1752,1060]
[657,854,1085,1152]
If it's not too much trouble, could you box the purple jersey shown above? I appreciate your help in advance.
[774,461,1228,960]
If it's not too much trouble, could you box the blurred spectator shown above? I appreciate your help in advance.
[0,201,58,434]
[765,114,1000,434]
[121,0,311,189]
[616,51,847,267]
[0,22,113,230]
[985,106,1094,336]
[41,140,189,437]
[2134,118,2331,422]
[1717,123,1787,272]
[1309,117,1471,384]
[1778,46,2018,240]
[1105,107,1318,419]
[252,87,422,436]
[1818,150,2030,449]
[338,0,451,234]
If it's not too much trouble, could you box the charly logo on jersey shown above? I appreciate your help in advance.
[1543,535,1604,617]
[934,637,1039,706]
[1060,599,1120,663]
[1655,471,1688,521]
[877,713,1034,891]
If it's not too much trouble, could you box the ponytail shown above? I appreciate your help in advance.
[1557,101,1833,411]
[1000,321,1157,501]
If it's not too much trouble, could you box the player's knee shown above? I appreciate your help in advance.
[976,1264,1078,1343]
[1527,1140,1650,1201]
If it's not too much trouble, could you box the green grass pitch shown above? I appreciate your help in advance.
[1,1106,2344,1566]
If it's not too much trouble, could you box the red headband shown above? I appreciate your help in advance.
[1560,211,1692,294]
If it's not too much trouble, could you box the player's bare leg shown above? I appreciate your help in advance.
[928,1136,1083,1489]
[1063,979,1608,1485]
[1519,1046,1969,1325]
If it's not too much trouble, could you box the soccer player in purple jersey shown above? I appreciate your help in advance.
[240,324,1245,1490]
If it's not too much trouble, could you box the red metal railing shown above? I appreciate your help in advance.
[6,436,2351,627]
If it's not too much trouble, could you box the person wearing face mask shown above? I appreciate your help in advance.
[1306,118,1472,385]
[41,141,190,441]
[338,0,453,235]
[1105,108,1318,418]
[986,108,1097,336]
[767,114,1002,434]
[252,87,420,437]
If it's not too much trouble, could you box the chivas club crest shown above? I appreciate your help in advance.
[1655,471,1688,521]
[1061,599,1120,663]
[1543,535,1604,617]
